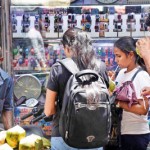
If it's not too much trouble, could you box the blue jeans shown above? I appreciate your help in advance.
[51,137,103,150]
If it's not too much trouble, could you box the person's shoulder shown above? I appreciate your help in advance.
[136,69,150,78]
[51,60,68,75]
[131,67,148,76]
[133,68,150,85]
[0,68,11,79]
[139,68,149,74]
[52,61,61,68]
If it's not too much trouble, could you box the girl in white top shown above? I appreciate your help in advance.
[114,36,150,150]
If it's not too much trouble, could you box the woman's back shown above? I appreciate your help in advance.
[45,28,109,150]
[47,59,109,137]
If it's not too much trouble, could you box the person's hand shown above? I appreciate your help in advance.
[115,100,120,108]
[141,86,150,97]
[136,37,150,59]
[108,71,115,81]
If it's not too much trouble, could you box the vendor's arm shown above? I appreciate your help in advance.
[118,97,149,115]
[2,110,13,130]
[2,77,14,130]
[44,89,57,116]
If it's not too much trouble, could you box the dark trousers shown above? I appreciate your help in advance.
[121,134,150,150]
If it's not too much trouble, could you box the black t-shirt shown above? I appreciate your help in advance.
[47,61,109,137]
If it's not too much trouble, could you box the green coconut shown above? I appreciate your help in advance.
[41,137,51,149]
[0,131,6,145]
[6,125,26,148]
[19,134,43,150]
[0,143,13,150]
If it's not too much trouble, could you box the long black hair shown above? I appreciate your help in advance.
[114,36,146,71]
[61,28,100,72]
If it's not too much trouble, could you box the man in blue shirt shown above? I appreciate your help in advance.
[0,53,14,130]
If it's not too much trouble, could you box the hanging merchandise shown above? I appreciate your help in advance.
[93,41,117,71]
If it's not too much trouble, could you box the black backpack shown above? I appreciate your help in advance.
[58,58,111,149]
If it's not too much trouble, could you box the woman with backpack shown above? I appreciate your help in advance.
[113,36,150,150]
[44,28,109,150]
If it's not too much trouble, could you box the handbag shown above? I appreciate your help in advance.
[114,68,143,107]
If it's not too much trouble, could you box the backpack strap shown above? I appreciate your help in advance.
[131,68,143,81]
[57,58,79,75]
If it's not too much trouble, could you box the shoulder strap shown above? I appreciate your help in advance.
[131,68,143,81]
[57,58,79,75]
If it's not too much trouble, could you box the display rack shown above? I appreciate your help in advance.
[11,5,150,73]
